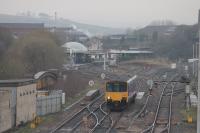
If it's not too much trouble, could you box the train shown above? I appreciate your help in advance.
[105,75,138,110]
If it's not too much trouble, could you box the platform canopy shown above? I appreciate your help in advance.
[109,49,153,54]
[62,42,88,53]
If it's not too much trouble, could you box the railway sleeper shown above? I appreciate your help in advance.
[60,128,73,132]
[156,118,168,124]
[154,126,168,133]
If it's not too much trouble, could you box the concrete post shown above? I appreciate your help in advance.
[193,44,195,75]
[197,9,200,133]
[197,43,199,78]
[186,84,190,110]
[103,53,106,70]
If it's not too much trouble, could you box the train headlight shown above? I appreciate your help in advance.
[107,96,111,99]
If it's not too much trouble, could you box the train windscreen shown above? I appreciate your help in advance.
[106,82,127,92]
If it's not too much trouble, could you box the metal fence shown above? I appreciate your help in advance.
[36,94,61,116]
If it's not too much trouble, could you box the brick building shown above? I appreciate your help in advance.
[0,23,44,38]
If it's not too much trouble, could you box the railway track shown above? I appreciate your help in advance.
[89,103,113,133]
[50,94,105,133]
[127,70,164,129]
[141,77,176,133]
[126,69,176,132]
[57,64,176,133]
[73,101,106,132]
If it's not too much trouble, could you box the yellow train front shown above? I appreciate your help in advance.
[105,76,137,110]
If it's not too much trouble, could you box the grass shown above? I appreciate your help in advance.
[62,80,103,108]
[13,114,57,133]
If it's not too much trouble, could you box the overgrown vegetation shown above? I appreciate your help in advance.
[0,29,65,79]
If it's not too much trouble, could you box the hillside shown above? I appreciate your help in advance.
[0,14,124,35]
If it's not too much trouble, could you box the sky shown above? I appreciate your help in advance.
[0,0,200,28]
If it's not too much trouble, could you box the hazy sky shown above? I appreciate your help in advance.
[0,0,199,28]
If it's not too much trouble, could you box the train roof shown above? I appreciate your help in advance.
[107,75,137,83]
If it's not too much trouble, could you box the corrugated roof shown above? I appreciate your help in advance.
[34,71,47,79]
[0,79,35,87]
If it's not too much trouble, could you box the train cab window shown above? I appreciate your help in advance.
[106,82,127,92]
[120,84,127,92]
[106,84,111,91]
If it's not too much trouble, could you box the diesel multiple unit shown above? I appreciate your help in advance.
[105,75,137,110]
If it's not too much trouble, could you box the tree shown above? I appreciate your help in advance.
[0,28,13,58]
[38,13,50,19]
[149,20,176,26]
[0,56,26,79]
[0,30,65,78]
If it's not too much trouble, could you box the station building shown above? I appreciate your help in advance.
[0,79,36,132]
[62,41,91,64]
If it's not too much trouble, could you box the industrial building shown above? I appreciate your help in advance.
[0,90,12,132]
[0,23,44,38]
[0,79,36,132]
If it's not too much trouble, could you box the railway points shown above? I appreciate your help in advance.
[7,60,194,133]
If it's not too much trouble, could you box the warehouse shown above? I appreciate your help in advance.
[0,79,36,129]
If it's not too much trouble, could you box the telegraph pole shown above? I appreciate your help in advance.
[197,9,200,133]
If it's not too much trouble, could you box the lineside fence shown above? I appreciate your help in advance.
[36,92,62,116]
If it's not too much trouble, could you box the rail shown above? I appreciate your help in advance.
[50,94,104,133]
[141,75,177,133]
